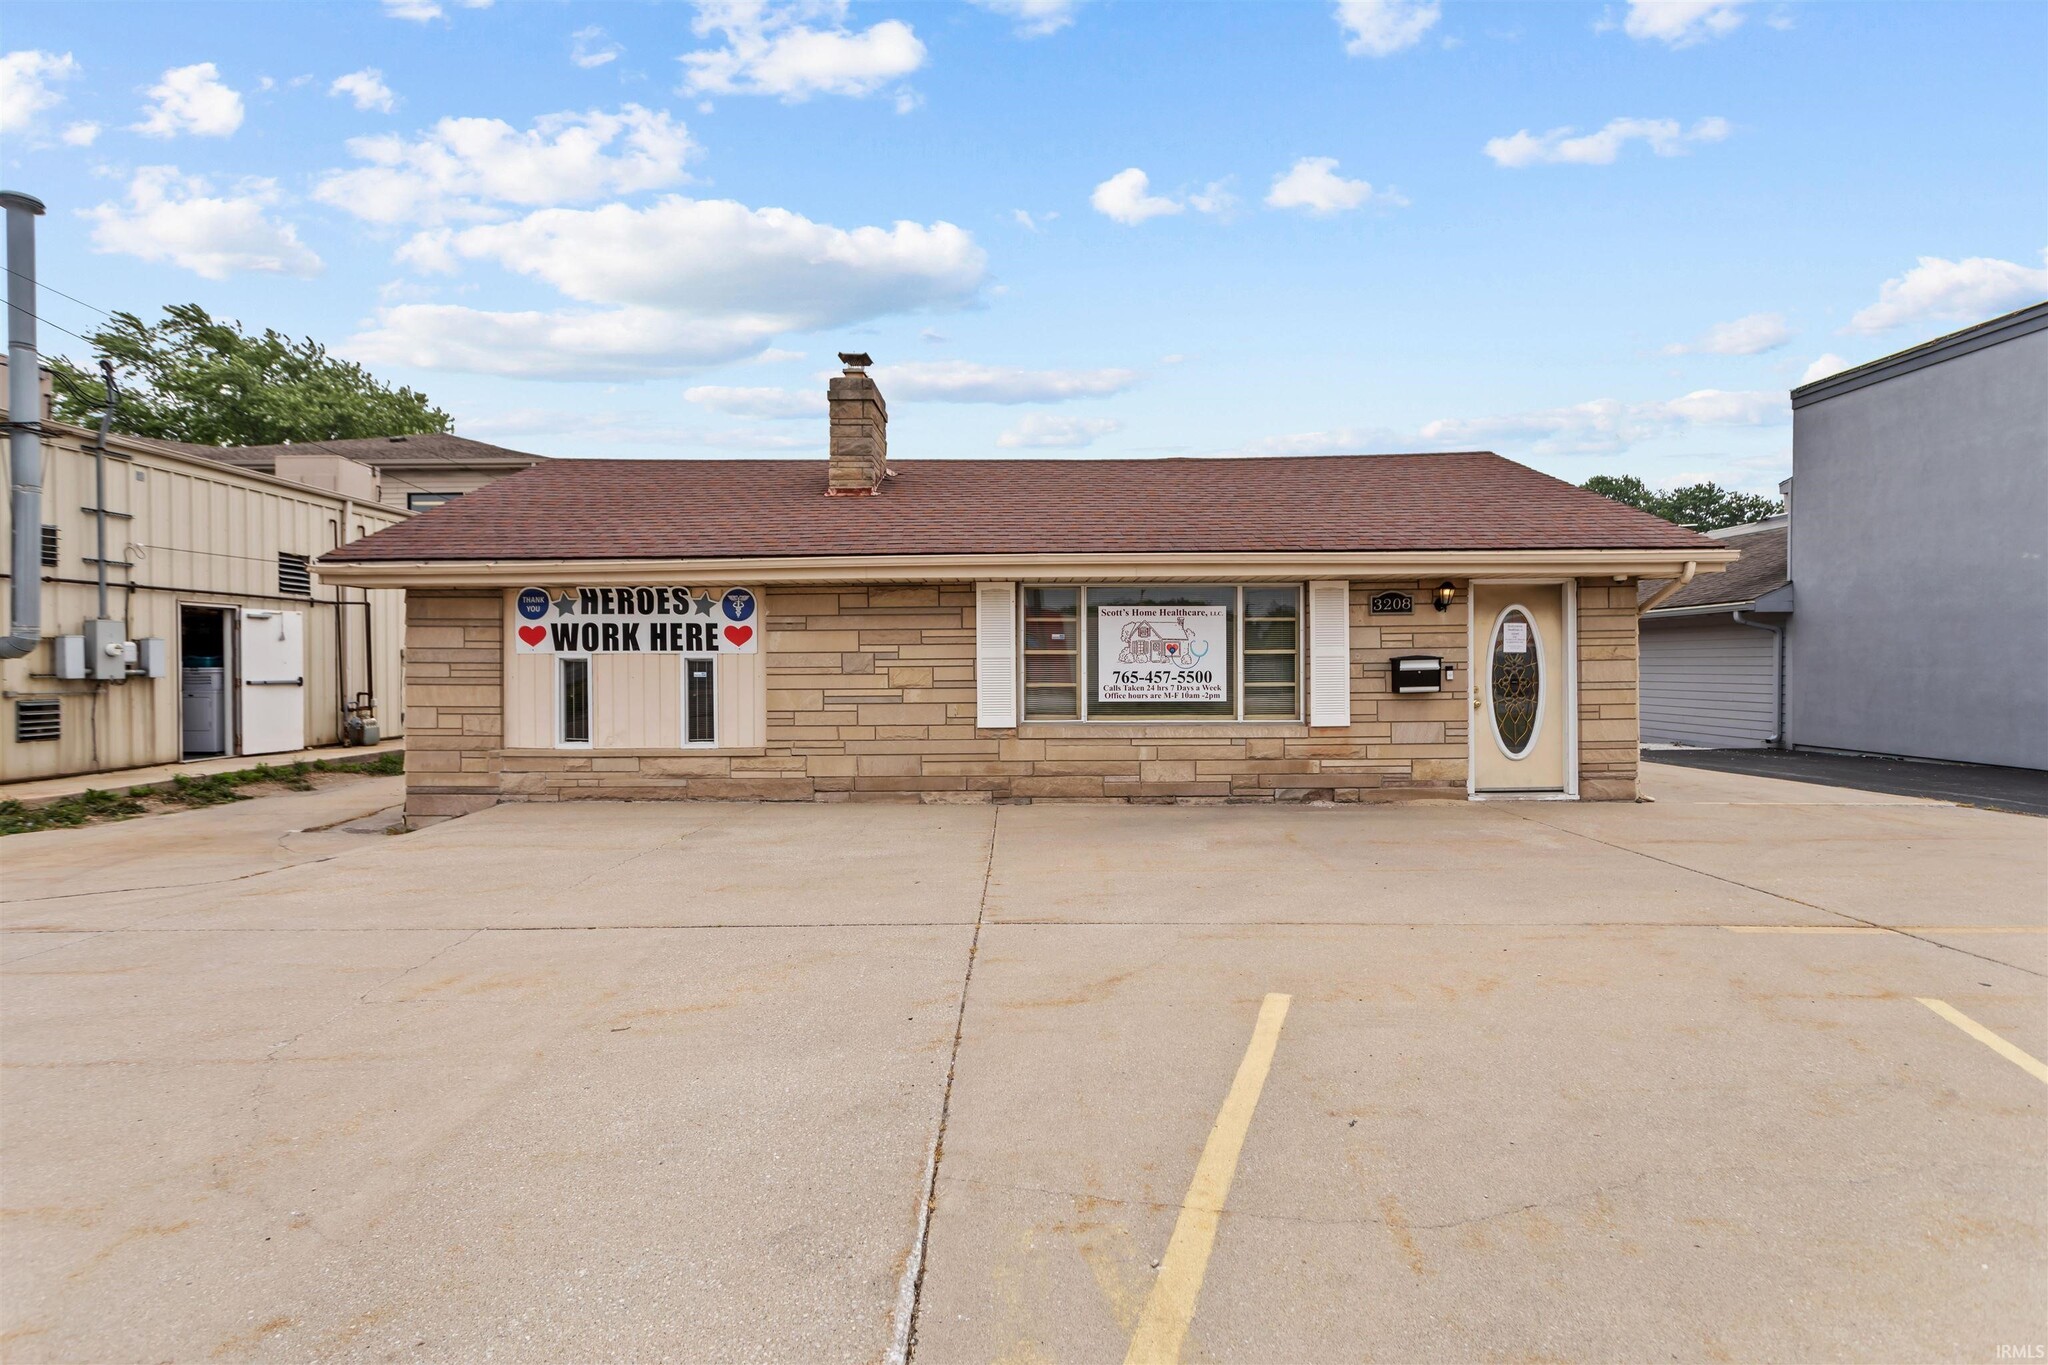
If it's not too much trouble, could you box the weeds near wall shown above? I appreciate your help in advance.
[0,751,405,836]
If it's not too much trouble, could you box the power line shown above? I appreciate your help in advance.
[0,265,110,319]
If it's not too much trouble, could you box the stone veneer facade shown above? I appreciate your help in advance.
[399,579,1639,821]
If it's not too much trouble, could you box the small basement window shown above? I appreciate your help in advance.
[40,525,57,567]
[15,697,61,743]
[277,552,312,597]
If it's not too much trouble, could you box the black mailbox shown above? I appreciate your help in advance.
[1391,654,1444,694]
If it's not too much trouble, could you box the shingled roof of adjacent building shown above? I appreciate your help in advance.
[322,450,1720,563]
[1638,522,1787,611]
[200,432,547,471]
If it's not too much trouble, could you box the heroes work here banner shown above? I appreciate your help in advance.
[513,586,760,655]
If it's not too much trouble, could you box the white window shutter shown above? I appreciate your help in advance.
[975,581,1018,729]
[1307,580,1352,728]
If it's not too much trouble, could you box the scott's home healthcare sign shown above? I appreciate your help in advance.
[1096,604,1227,704]
[513,586,760,655]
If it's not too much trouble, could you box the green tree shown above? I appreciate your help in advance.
[1581,475,1781,532]
[51,304,450,447]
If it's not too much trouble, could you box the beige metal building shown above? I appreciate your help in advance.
[1,379,408,782]
[199,433,547,513]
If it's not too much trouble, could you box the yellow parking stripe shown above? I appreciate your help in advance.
[1124,992,1292,1365]
[1917,998,2048,1085]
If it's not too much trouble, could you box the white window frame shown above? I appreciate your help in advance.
[1017,583,1304,724]
[556,654,593,749]
[681,656,718,749]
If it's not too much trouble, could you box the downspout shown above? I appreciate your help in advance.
[1636,560,1696,616]
[1,191,47,660]
[1732,608,1785,748]
[94,360,115,622]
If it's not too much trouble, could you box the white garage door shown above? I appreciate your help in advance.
[1641,619,1777,749]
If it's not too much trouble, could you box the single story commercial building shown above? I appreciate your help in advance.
[319,357,1734,821]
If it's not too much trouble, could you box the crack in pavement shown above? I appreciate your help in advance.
[894,803,999,1365]
[1508,808,2045,979]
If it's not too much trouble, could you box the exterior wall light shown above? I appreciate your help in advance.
[1434,580,1456,613]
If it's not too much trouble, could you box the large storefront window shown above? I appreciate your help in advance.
[1022,585,1301,721]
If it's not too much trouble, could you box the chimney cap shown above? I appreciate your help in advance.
[837,351,873,372]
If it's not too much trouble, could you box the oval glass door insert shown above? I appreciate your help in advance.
[1489,608,1541,757]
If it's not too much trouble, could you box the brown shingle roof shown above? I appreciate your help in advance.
[323,451,1721,563]
[201,432,547,471]
[1638,524,1787,610]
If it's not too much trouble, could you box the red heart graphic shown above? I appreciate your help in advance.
[723,625,753,647]
[518,625,547,646]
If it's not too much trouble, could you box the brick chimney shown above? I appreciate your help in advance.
[827,351,887,495]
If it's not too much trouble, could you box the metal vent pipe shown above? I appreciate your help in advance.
[2,191,48,660]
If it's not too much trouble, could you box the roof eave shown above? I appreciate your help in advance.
[317,545,1736,588]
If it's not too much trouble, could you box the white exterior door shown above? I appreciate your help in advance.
[1471,584,1568,792]
[239,609,306,755]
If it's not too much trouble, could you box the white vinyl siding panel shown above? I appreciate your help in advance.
[1641,620,1777,748]
[976,582,1018,729]
[1307,580,1351,728]
[593,653,681,749]
[716,648,767,748]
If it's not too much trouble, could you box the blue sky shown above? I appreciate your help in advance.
[3,0,2044,494]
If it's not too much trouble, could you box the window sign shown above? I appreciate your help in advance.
[1501,620,1529,654]
[1096,605,1228,704]
[514,586,759,655]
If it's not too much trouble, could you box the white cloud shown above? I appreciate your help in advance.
[384,0,493,20]
[1227,426,1407,458]
[873,360,1137,403]
[1264,156,1405,215]
[1664,311,1792,356]
[330,68,396,113]
[133,62,245,138]
[996,414,1122,449]
[314,105,697,224]
[461,405,822,451]
[969,0,1078,36]
[1088,167,1227,225]
[350,304,783,380]
[1484,115,1729,168]
[1418,387,1785,456]
[572,26,624,68]
[61,120,100,147]
[1799,353,1853,385]
[86,166,322,280]
[1335,0,1440,56]
[680,0,926,102]
[684,384,826,418]
[1,49,80,135]
[1844,252,2048,335]
[351,196,986,379]
[1622,1,1751,47]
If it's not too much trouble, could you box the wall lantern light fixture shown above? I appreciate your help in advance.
[1433,581,1456,613]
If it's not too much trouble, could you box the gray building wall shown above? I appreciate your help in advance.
[1786,314,2048,769]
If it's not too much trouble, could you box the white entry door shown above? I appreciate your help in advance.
[240,609,306,755]
[1470,584,1568,792]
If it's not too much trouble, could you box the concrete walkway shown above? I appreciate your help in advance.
[3,765,2042,1362]
[0,738,403,806]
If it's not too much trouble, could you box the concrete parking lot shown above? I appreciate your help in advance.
[4,768,2043,1362]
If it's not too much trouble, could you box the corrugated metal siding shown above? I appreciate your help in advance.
[1641,618,1777,748]
[0,430,406,782]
